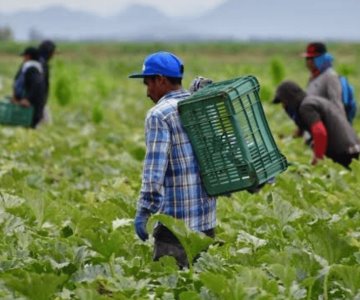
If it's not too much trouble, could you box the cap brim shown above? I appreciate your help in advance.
[128,73,159,79]
[272,97,281,104]
[301,52,317,58]
[128,73,146,78]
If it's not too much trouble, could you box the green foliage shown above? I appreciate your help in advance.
[0,41,360,299]
[149,214,214,267]
[259,84,273,102]
[1,270,68,300]
[54,65,74,107]
[270,57,286,86]
[92,103,104,124]
[337,63,357,77]
[330,265,360,297]
[199,272,246,299]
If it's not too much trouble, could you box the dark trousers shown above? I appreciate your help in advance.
[153,224,215,268]
[331,152,359,169]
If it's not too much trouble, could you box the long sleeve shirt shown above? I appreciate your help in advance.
[307,68,345,116]
[24,67,46,127]
[13,61,46,127]
[299,95,360,159]
[137,89,216,232]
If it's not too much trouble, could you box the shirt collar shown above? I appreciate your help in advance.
[157,89,190,105]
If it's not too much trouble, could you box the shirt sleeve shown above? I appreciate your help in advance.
[24,67,46,126]
[310,121,328,159]
[326,74,343,109]
[299,102,321,129]
[299,104,328,159]
[137,113,170,213]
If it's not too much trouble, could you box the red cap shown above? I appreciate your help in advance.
[302,42,327,58]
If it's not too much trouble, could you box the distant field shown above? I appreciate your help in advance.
[0,42,360,299]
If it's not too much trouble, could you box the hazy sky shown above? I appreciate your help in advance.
[0,0,226,17]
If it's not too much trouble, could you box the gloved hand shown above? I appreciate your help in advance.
[189,76,213,94]
[134,208,151,241]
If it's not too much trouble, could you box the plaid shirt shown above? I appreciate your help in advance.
[137,89,216,232]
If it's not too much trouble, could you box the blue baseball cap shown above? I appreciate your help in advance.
[129,51,184,78]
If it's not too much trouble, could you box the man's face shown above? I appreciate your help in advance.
[143,76,166,103]
[306,57,317,72]
[23,54,31,62]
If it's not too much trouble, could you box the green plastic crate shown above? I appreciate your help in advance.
[178,75,287,196]
[0,99,34,127]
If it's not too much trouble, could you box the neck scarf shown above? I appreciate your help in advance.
[312,53,334,77]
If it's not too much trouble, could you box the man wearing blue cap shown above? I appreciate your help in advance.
[129,51,217,268]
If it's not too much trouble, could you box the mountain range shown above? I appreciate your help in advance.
[1,0,360,41]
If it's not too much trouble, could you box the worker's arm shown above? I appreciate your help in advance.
[310,121,328,165]
[299,102,328,165]
[135,113,170,241]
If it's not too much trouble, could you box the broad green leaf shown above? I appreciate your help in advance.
[82,228,130,260]
[112,218,132,230]
[270,193,303,227]
[74,287,110,300]
[308,224,357,265]
[179,291,201,300]
[1,270,68,300]
[199,272,246,300]
[149,214,214,266]
[268,263,297,291]
[0,212,25,236]
[0,192,25,209]
[330,265,360,295]
[72,264,108,283]
[236,230,267,251]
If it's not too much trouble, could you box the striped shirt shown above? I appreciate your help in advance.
[137,89,217,232]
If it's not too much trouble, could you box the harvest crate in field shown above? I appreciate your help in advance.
[178,75,288,196]
[0,98,33,127]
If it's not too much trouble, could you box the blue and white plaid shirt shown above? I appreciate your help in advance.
[137,89,217,232]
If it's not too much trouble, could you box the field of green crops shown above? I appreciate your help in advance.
[0,42,360,299]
